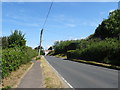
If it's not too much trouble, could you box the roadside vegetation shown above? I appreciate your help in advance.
[1,30,38,88]
[40,56,67,88]
[2,62,32,88]
[48,10,120,68]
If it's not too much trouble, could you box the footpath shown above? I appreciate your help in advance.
[17,60,43,88]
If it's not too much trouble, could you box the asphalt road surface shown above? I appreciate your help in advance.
[17,60,43,88]
[44,56,118,88]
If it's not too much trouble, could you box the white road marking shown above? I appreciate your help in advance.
[44,56,74,89]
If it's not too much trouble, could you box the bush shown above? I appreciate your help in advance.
[53,40,80,55]
[47,50,54,56]
[67,50,79,59]
[1,30,38,78]
[2,46,37,78]
[2,86,12,90]
[67,38,120,66]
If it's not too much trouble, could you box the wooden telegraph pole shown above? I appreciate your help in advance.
[38,1,53,57]
[38,29,43,58]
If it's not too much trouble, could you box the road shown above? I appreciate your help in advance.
[44,56,118,88]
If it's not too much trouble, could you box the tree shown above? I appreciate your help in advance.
[34,45,45,55]
[1,36,9,49]
[93,10,120,39]
[48,46,53,50]
[8,30,26,48]
[34,45,43,51]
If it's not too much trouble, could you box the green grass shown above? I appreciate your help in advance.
[35,57,41,60]
[54,54,67,58]
[1,86,12,90]
[54,54,120,70]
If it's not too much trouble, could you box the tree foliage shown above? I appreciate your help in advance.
[2,30,38,78]
[53,40,78,55]
[8,30,26,48]
[67,38,120,65]
[2,46,37,78]
[48,46,53,50]
[1,36,9,49]
[93,10,120,39]
[34,45,45,55]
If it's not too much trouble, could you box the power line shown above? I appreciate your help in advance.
[38,1,54,57]
[42,0,54,29]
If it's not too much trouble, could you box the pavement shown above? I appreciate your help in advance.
[17,60,43,88]
[44,56,118,88]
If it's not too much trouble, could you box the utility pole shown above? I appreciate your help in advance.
[38,1,53,57]
[38,29,43,58]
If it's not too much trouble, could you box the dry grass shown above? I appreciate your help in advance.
[72,59,120,70]
[54,54,120,70]
[2,62,32,88]
[54,54,67,59]
[40,56,65,88]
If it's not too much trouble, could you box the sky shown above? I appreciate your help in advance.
[2,2,119,49]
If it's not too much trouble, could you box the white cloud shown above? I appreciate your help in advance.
[52,14,66,22]
[66,23,76,27]
[67,36,87,40]
[81,21,98,27]
[5,13,44,22]
[46,45,52,49]
[49,14,77,28]
[3,13,45,28]
[100,11,106,15]
[53,40,61,42]
[109,9,115,13]
[89,22,98,27]
[3,19,41,27]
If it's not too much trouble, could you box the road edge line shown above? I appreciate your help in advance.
[43,56,74,89]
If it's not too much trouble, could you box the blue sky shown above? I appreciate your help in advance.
[2,2,118,49]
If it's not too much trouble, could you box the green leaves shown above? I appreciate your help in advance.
[1,30,26,49]
[52,38,120,66]
[94,10,120,39]
[53,40,78,55]
[8,30,26,48]
[2,47,37,78]
[66,38,120,66]
[1,30,38,78]
[1,36,9,49]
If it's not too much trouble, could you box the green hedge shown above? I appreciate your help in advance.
[67,39,120,66]
[67,50,79,59]
[47,50,54,56]
[2,46,37,78]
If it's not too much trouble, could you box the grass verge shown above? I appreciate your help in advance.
[1,62,32,88]
[54,54,67,59]
[71,59,120,70]
[53,55,120,70]
[40,56,66,88]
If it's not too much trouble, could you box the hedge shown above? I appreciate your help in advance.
[2,46,37,78]
[67,39,120,66]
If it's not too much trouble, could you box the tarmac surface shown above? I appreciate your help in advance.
[44,56,118,88]
[17,60,43,88]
